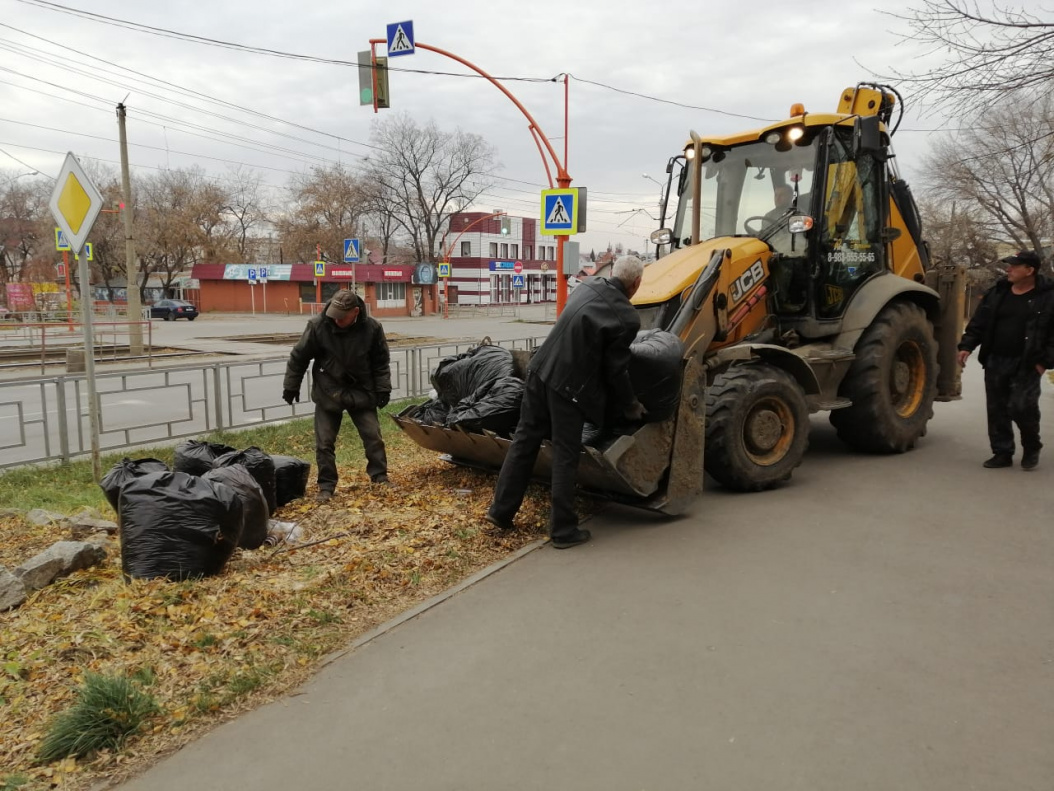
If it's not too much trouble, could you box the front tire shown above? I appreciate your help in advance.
[705,363,810,491]
[830,301,938,453]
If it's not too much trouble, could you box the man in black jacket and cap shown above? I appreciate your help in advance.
[486,255,647,548]
[283,290,392,501]
[957,250,1054,470]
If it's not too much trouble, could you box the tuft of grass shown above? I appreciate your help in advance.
[1,775,31,790]
[37,672,160,763]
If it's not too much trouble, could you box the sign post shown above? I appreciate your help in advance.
[55,229,74,330]
[247,267,257,316]
[314,261,325,309]
[260,267,268,313]
[48,153,104,481]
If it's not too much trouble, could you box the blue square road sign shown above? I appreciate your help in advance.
[386,21,415,57]
[344,238,360,263]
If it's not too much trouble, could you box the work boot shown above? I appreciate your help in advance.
[551,528,591,549]
[314,490,334,504]
[1021,450,1040,471]
[371,476,392,487]
[983,454,1013,469]
[484,512,515,532]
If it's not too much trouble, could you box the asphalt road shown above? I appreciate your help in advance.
[0,308,552,465]
[118,362,1054,791]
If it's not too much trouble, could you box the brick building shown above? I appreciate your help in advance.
[187,262,440,317]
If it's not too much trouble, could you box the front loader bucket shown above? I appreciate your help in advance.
[391,354,707,515]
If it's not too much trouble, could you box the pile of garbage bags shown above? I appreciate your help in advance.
[100,442,312,581]
[403,330,684,448]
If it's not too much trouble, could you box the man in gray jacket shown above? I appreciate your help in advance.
[283,290,392,501]
[486,256,646,548]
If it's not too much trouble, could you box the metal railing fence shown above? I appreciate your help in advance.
[0,336,544,470]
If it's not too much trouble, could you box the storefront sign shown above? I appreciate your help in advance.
[5,283,35,310]
[489,261,516,271]
[223,264,292,281]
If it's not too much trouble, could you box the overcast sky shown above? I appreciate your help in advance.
[0,0,958,256]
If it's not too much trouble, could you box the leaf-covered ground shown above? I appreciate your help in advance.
[0,444,571,790]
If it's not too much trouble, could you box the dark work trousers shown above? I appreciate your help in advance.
[489,372,586,540]
[984,354,1043,456]
[314,404,388,492]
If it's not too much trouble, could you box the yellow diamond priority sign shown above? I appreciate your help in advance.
[48,152,103,255]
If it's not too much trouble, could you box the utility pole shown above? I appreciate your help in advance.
[117,102,143,355]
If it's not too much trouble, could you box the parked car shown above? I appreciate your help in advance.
[150,299,198,321]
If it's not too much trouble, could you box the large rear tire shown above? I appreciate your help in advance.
[705,363,810,492]
[829,301,937,453]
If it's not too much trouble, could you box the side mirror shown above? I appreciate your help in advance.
[650,228,673,245]
[853,115,883,156]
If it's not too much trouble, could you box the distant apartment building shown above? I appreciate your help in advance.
[443,212,559,305]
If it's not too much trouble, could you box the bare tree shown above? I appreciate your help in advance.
[362,114,499,263]
[360,176,408,264]
[0,174,49,286]
[138,167,231,299]
[888,2,1054,113]
[275,163,365,264]
[222,165,270,263]
[918,198,1000,272]
[922,95,1054,265]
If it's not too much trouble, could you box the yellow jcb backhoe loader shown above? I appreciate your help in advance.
[394,83,964,515]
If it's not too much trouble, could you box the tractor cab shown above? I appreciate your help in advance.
[654,101,897,338]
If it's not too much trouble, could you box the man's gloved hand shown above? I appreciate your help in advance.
[282,389,300,406]
[624,400,647,422]
[376,392,390,409]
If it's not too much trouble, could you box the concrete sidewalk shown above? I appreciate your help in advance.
[117,365,1054,791]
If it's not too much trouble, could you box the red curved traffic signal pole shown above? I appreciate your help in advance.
[369,39,571,315]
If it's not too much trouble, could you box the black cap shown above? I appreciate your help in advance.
[1000,250,1041,270]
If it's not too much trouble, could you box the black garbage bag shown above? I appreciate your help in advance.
[446,376,524,436]
[204,464,268,549]
[213,447,277,514]
[431,344,514,406]
[272,455,310,507]
[118,471,243,581]
[173,440,237,477]
[409,398,450,426]
[100,457,170,512]
[625,329,684,423]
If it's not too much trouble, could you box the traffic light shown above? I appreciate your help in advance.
[500,215,511,236]
[358,51,390,109]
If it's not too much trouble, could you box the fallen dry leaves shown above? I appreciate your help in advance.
[0,444,583,790]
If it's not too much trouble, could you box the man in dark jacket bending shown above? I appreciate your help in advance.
[486,256,646,548]
[283,290,392,501]
[957,250,1054,470]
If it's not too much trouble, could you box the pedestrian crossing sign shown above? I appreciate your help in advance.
[386,20,415,57]
[438,262,450,278]
[314,261,325,278]
[512,274,525,289]
[540,188,578,236]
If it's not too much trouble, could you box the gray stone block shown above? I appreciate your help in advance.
[15,540,107,591]
[0,566,27,611]
[25,508,68,526]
